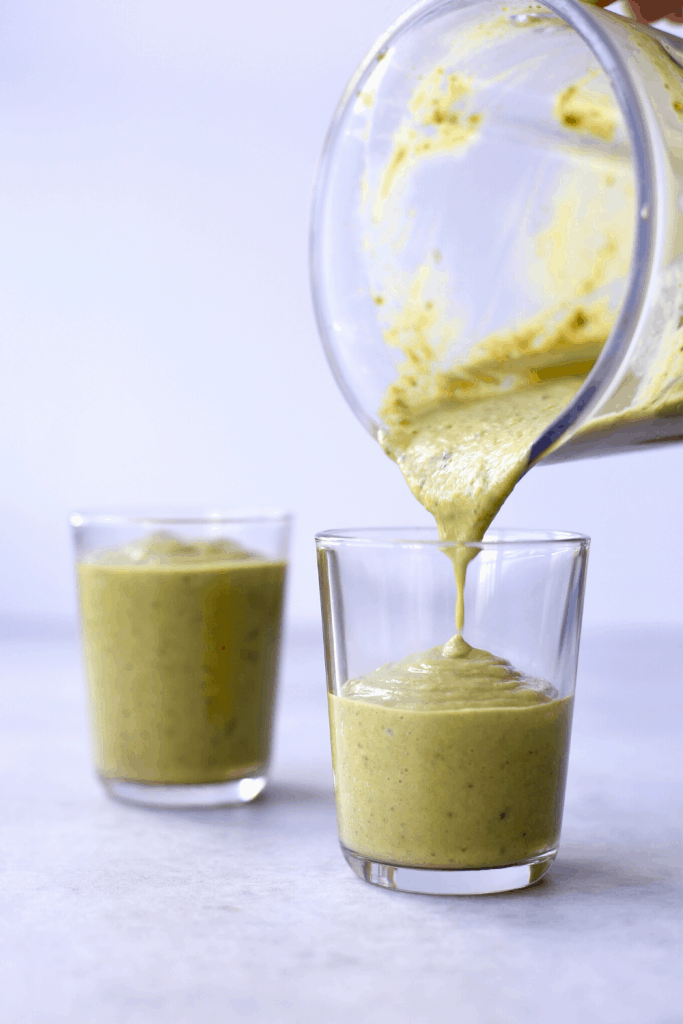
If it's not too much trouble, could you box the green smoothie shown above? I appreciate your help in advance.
[329,638,572,869]
[77,532,286,785]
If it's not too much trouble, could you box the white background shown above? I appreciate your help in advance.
[0,0,681,630]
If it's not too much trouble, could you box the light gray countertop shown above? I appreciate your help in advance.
[0,621,681,1024]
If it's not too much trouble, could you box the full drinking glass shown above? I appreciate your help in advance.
[72,509,290,807]
[317,527,589,894]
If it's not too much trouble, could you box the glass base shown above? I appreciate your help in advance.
[341,844,557,895]
[101,774,267,808]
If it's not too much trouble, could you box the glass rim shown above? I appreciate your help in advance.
[315,526,590,549]
[69,507,292,528]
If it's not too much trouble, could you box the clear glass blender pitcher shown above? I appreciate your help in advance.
[310,0,683,465]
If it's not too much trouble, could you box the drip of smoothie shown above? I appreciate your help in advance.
[328,336,584,868]
[382,374,582,631]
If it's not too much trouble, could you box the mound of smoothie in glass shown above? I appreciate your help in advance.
[329,639,572,870]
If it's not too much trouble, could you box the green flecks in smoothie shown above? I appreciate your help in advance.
[329,643,573,869]
[78,533,286,784]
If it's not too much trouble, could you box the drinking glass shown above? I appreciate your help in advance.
[72,509,290,807]
[317,527,589,894]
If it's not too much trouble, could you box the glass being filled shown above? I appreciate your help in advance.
[318,529,589,895]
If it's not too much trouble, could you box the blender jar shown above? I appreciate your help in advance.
[310,0,683,466]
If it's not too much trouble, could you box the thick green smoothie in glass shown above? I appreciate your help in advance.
[329,638,573,869]
[77,532,286,784]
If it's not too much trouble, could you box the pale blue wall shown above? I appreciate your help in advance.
[0,0,681,629]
